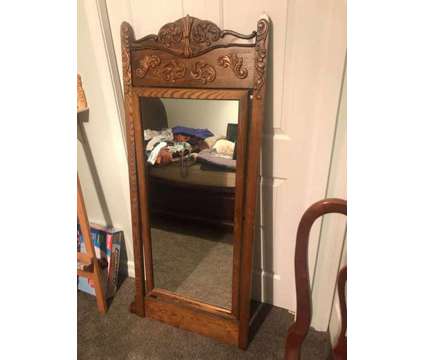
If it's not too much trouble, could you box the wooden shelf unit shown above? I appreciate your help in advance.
[77,74,107,314]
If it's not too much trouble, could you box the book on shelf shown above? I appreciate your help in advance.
[77,223,123,298]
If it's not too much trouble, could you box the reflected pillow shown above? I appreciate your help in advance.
[212,139,235,157]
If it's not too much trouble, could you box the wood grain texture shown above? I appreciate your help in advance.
[132,15,256,57]
[131,48,255,88]
[145,295,239,346]
[231,91,248,318]
[132,91,155,292]
[121,14,270,349]
[121,22,146,317]
[77,176,107,314]
[150,288,234,317]
[284,198,347,360]
[134,86,247,100]
[238,16,270,350]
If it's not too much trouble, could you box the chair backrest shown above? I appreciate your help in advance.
[284,198,347,360]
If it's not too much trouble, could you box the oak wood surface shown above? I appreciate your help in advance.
[121,24,146,317]
[131,47,255,89]
[149,288,233,317]
[121,15,270,349]
[238,17,270,350]
[77,176,107,314]
[132,92,155,292]
[134,86,248,99]
[145,295,239,346]
[231,91,248,318]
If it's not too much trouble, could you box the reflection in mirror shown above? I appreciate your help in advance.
[140,97,239,309]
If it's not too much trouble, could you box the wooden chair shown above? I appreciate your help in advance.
[77,74,107,314]
[284,198,347,360]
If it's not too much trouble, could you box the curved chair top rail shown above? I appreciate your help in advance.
[285,198,347,360]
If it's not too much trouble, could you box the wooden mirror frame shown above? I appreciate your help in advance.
[121,14,270,349]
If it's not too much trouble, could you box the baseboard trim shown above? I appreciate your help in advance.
[124,260,135,278]
[252,269,280,304]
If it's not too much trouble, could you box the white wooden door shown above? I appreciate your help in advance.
[79,0,346,333]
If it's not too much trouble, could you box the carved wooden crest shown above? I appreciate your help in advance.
[133,15,256,58]
[122,15,269,94]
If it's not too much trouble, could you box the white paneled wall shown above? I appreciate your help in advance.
[78,0,346,337]
[320,67,347,342]
[77,0,134,266]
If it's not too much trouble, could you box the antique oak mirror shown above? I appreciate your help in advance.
[121,14,270,349]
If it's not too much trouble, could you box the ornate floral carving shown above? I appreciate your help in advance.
[190,61,216,84]
[135,57,218,84]
[135,55,161,78]
[158,22,182,48]
[217,54,248,79]
[191,20,221,46]
[153,60,186,82]
[253,19,269,99]
[121,23,133,95]
[157,15,222,58]
[136,15,255,58]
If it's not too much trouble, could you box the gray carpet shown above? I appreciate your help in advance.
[151,221,233,309]
[78,278,332,360]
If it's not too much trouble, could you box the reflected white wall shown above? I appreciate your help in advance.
[161,99,239,137]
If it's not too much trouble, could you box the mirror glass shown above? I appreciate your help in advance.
[140,97,239,309]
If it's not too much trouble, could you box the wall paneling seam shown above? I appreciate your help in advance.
[96,0,128,155]
[311,54,346,291]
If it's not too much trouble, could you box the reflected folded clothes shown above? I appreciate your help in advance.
[197,149,236,171]
[144,128,173,141]
[167,142,192,155]
[172,126,214,139]
[145,128,174,151]
[147,142,167,165]
[148,141,193,165]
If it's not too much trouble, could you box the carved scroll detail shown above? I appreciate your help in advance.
[137,15,256,58]
[135,55,161,78]
[121,23,132,95]
[134,56,218,84]
[191,61,216,84]
[157,15,223,58]
[217,54,248,79]
[153,60,186,82]
[191,20,221,46]
[158,22,183,48]
[253,19,269,99]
